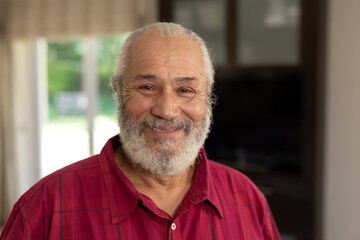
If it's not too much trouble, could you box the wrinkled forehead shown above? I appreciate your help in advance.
[126,31,205,71]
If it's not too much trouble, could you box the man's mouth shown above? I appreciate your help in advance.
[140,118,191,137]
[146,124,181,133]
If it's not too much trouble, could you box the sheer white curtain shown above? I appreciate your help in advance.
[0,0,15,227]
[0,26,17,228]
[7,0,138,38]
[0,0,158,225]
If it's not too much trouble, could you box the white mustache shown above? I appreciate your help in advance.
[139,118,192,133]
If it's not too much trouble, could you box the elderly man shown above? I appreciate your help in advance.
[1,22,280,239]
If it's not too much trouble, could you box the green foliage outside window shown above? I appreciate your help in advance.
[96,33,130,116]
[47,33,130,120]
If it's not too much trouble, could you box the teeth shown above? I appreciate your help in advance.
[152,127,176,133]
[145,123,180,133]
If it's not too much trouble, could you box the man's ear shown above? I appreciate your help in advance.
[110,76,118,92]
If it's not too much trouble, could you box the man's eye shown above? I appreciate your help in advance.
[137,85,157,96]
[139,85,154,90]
[178,88,195,97]
[180,88,191,92]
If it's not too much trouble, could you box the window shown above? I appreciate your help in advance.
[41,34,129,177]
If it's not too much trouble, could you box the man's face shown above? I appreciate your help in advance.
[117,31,210,176]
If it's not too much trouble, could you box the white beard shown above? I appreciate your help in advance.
[118,108,211,176]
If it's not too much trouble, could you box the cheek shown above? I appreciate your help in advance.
[123,93,154,118]
[182,98,207,121]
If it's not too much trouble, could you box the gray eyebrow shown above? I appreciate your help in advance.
[135,74,198,82]
[174,77,198,82]
[134,74,158,80]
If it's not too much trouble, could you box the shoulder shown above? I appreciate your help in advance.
[207,160,266,203]
[14,155,101,211]
[1,156,104,238]
[208,160,256,187]
[207,160,281,239]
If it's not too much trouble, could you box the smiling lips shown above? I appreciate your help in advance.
[145,124,183,137]
[152,127,179,133]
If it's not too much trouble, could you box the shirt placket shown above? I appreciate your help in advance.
[168,218,181,240]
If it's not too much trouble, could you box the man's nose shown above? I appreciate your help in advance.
[151,90,181,120]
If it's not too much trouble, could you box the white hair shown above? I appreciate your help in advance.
[111,22,216,110]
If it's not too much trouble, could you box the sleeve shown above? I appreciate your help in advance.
[236,170,281,240]
[242,174,281,240]
[261,202,281,240]
[0,206,32,240]
[252,189,281,240]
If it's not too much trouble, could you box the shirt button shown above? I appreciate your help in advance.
[171,223,176,230]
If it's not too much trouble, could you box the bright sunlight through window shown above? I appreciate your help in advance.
[41,34,129,177]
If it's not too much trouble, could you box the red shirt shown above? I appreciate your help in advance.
[1,136,280,240]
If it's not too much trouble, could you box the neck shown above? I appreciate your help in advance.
[114,146,195,217]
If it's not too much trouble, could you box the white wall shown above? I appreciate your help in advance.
[323,0,360,239]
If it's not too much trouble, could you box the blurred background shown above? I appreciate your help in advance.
[0,0,359,239]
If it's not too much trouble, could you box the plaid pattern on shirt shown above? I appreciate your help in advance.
[1,136,280,240]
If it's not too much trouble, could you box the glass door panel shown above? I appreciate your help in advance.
[237,0,300,65]
[41,34,129,177]
[94,34,130,154]
[174,0,227,65]
[42,40,89,176]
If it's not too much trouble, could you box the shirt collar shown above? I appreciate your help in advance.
[99,135,223,223]
[182,147,223,218]
[98,136,139,224]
